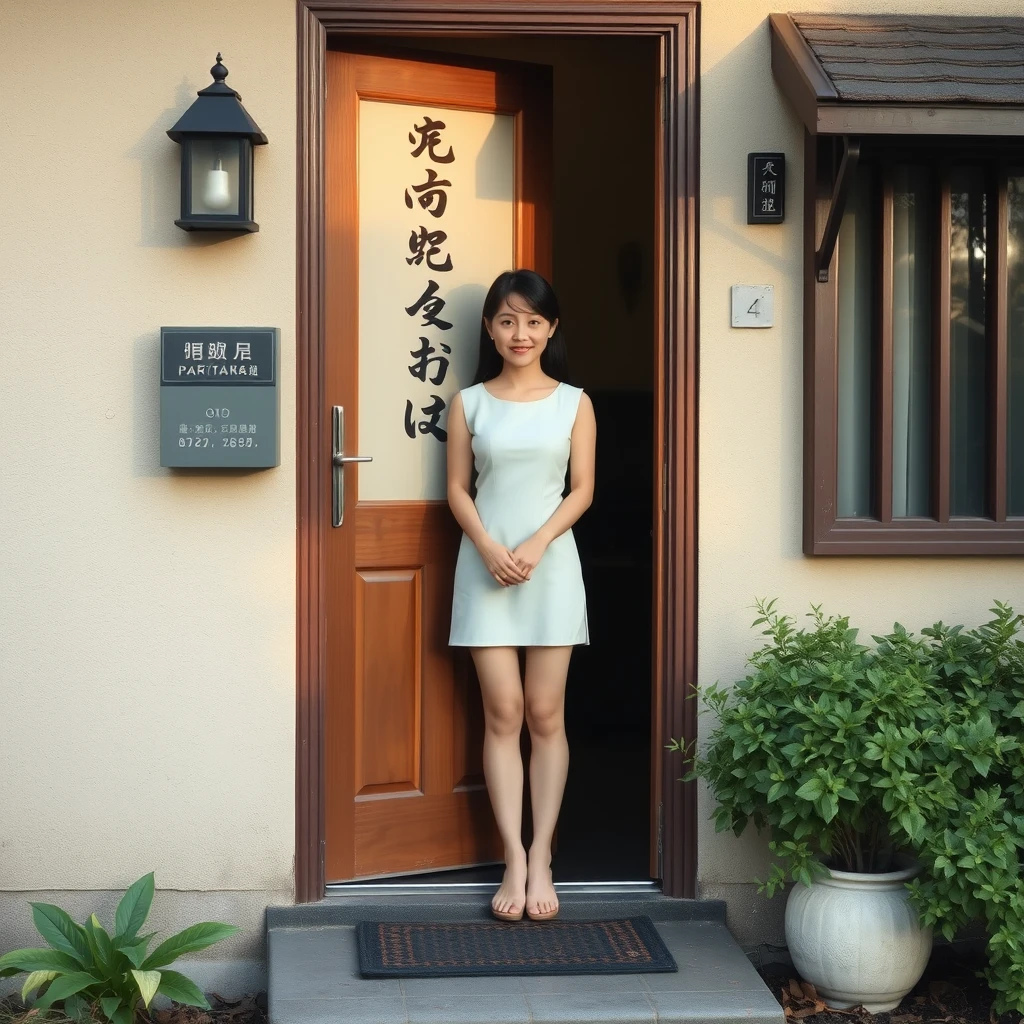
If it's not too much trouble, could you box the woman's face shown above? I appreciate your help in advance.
[485,294,558,370]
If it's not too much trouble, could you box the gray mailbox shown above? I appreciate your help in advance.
[160,327,279,468]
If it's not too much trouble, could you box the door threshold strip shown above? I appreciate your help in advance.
[325,880,661,897]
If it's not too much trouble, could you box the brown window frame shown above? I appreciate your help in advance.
[804,132,1024,555]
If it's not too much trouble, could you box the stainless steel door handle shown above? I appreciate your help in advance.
[332,405,372,527]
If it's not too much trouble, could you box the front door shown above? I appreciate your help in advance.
[323,50,552,881]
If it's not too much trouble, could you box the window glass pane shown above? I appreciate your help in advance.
[837,166,875,518]
[950,168,989,517]
[1009,174,1024,517]
[892,167,933,517]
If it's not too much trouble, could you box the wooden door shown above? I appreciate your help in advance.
[323,50,551,882]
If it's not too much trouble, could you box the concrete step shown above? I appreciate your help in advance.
[267,899,785,1024]
[267,892,726,929]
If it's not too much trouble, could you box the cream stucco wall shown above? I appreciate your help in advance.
[697,0,1024,943]
[0,0,297,953]
[3,0,1024,975]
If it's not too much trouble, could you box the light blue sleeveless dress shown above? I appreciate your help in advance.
[449,382,589,648]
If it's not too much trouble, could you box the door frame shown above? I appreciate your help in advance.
[295,0,700,902]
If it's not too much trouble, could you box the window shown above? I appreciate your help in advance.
[804,137,1024,554]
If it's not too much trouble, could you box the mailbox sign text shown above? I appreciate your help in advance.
[160,327,280,469]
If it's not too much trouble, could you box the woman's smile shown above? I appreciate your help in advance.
[486,294,558,367]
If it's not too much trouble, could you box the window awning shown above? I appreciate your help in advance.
[770,14,1024,136]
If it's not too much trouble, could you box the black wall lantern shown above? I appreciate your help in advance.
[167,55,268,233]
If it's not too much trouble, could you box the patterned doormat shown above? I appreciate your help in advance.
[355,916,677,978]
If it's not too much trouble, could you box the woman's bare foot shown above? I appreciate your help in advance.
[526,847,558,919]
[492,846,527,919]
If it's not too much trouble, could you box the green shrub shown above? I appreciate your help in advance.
[675,600,1024,1014]
[0,872,238,1023]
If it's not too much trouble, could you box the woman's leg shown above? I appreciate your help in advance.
[471,646,527,917]
[523,645,572,917]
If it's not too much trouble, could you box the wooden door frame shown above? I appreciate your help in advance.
[295,0,700,902]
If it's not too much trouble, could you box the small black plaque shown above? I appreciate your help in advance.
[748,152,785,224]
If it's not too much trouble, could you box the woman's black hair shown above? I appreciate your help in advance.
[472,269,570,384]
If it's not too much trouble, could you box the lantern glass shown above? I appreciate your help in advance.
[188,138,243,217]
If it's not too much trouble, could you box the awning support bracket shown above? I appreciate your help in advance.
[816,136,861,283]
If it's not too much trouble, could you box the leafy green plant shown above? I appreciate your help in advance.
[0,872,239,1023]
[892,605,1024,1015]
[674,598,932,891]
[674,599,1024,1014]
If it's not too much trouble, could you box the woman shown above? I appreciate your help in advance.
[447,269,596,922]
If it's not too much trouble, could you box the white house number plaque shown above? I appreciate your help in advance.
[731,285,774,329]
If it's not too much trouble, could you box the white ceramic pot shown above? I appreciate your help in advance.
[785,860,932,1013]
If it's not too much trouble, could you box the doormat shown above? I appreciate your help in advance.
[355,916,677,978]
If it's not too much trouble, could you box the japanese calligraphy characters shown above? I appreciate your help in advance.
[357,100,514,499]
[408,116,454,163]
[747,152,785,224]
[405,169,452,218]
[404,114,456,441]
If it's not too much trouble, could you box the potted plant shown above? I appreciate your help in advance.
[679,600,1024,1015]
[676,600,935,1012]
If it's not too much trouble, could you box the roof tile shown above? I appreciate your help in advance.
[791,14,1024,104]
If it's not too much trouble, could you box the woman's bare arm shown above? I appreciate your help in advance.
[512,392,596,576]
[446,392,488,547]
[539,392,596,543]
[447,392,527,585]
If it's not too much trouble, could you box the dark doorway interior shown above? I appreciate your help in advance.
[340,34,660,884]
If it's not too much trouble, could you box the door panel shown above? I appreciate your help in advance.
[324,50,551,882]
[353,568,421,798]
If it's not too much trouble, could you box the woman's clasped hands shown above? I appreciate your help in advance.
[478,535,548,587]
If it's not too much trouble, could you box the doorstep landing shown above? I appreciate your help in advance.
[267,918,785,1024]
[266,892,726,929]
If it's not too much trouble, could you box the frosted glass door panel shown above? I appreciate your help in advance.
[358,100,514,500]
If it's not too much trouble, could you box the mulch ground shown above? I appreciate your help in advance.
[145,994,267,1024]
[758,946,1024,1024]
[0,993,267,1024]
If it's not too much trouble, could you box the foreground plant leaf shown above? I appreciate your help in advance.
[100,994,124,1022]
[142,923,240,971]
[132,968,162,1008]
[29,906,91,968]
[156,969,211,1009]
[32,971,98,1012]
[0,950,82,974]
[20,970,58,1001]
[114,872,155,944]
